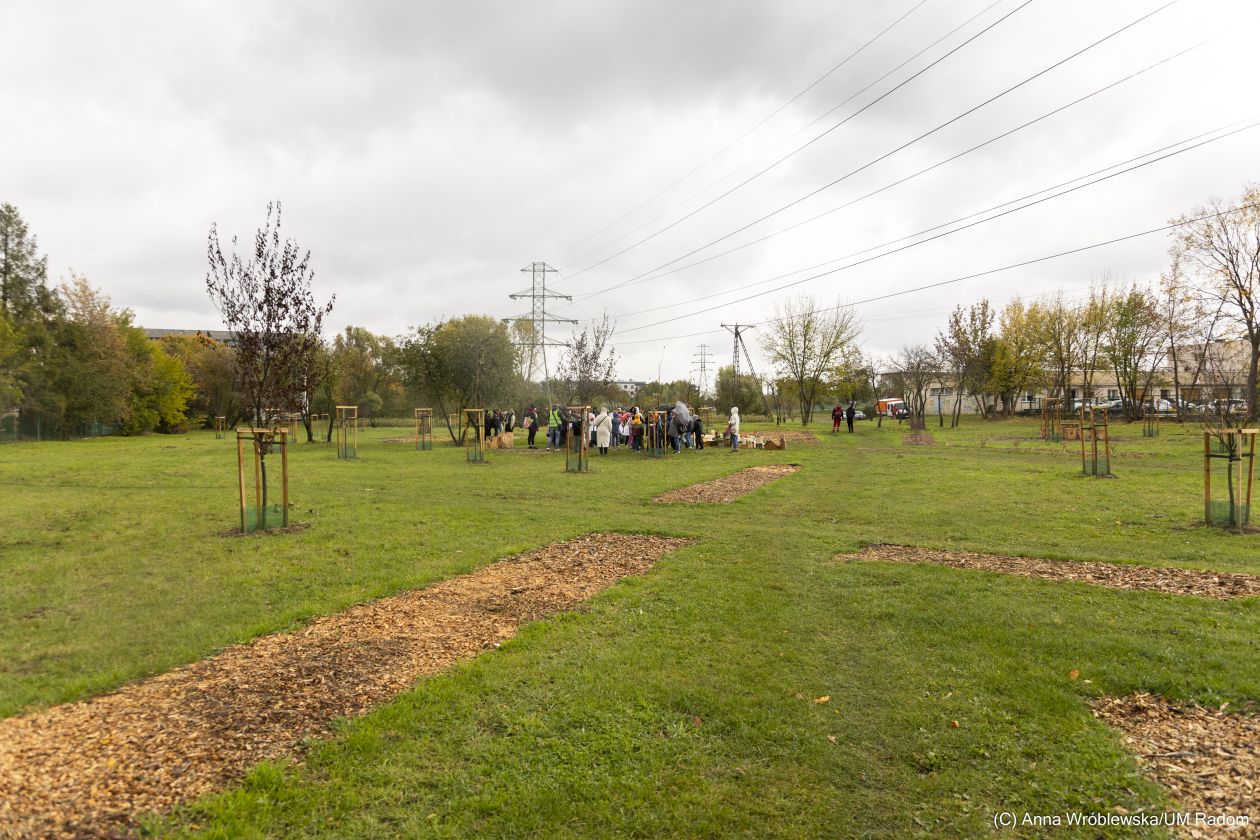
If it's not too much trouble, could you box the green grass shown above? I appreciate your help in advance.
[1,418,1257,838]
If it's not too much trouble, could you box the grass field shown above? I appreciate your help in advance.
[1,418,1257,837]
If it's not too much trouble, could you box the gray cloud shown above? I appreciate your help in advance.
[1,0,1256,383]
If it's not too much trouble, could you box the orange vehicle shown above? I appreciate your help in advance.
[876,398,907,418]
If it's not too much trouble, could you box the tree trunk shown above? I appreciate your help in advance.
[1249,337,1260,425]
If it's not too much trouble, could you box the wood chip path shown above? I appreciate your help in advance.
[653,464,800,504]
[0,533,689,838]
[836,545,1260,599]
[1093,694,1258,838]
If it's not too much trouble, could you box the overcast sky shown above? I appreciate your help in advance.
[2,0,1257,384]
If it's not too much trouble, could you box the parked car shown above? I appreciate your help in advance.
[853,410,866,420]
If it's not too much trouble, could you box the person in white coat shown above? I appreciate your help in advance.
[594,407,612,455]
[727,406,741,451]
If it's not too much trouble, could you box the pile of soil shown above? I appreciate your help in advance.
[1093,693,1258,838]
[654,465,800,504]
[0,533,689,837]
[902,431,936,446]
[836,545,1260,600]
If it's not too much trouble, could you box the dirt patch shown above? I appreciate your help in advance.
[217,522,310,538]
[0,533,690,838]
[835,545,1260,600]
[654,464,800,504]
[1093,694,1257,837]
[902,431,936,446]
[761,430,819,445]
[382,436,420,444]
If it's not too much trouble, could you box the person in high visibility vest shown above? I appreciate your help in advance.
[546,405,562,451]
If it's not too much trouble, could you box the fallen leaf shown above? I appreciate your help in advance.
[827,735,837,744]
[1069,669,1080,681]
[950,720,960,728]
[814,696,830,704]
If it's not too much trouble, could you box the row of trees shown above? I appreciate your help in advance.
[1,204,193,437]
[878,184,1260,429]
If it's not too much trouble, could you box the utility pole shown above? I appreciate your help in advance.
[691,343,712,402]
[503,262,575,398]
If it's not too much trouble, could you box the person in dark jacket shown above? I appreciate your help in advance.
[846,402,856,433]
[524,405,539,448]
[691,415,704,450]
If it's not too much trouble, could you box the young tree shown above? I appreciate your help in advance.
[1040,292,1082,403]
[885,344,939,431]
[761,295,860,425]
[398,316,517,441]
[162,334,247,428]
[987,300,1045,417]
[555,314,618,405]
[206,201,334,425]
[935,302,993,425]
[714,365,763,414]
[1172,185,1260,422]
[1077,284,1115,410]
[1104,285,1166,420]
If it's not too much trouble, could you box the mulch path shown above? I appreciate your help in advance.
[1093,694,1258,838]
[0,533,690,838]
[653,465,800,504]
[836,545,1260,600]
[382,436,420,444]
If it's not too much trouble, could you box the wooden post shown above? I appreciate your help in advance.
[1245,430,1256,529]
[252,432,262,531]
[1080,404,1088,475]
[236,429,247,534]
[280,429,289,528]
[1203,431,1212,525]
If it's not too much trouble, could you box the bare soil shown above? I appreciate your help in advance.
[653,465,801,504]
[1093,694,1258,838]
[0,533,689,838]
[836,545,1260,600]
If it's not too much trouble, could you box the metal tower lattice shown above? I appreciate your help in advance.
[503,262,575,384]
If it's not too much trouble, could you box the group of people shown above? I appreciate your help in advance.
[831,402,857,433]
[515,402,745,453]
[482,408,517,439]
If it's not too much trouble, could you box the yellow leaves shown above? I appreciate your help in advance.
[814,696,830,705]
[1069,668,1080,681]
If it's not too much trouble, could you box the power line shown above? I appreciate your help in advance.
[560,0,1004,276]
[613,199,1260,347]
[608,112,1257,327]
[548,0,931,264]
[568,0,1181,307]
[600,42,1208,311]
[555,0,1037,286]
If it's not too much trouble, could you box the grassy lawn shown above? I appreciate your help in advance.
[2,417,1257,837]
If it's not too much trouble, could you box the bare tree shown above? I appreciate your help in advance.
[1172,185,1260,422]
[555,313,618,404]
[886,344,939,432]
[206,201,334,425]
[762,295,860,425]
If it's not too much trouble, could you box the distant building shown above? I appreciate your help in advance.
[615,380,647,397]
[143,328,237,347]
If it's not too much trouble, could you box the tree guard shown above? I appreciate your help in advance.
[566,405,590,473]
[214,416,226,440]
[644,410,667,459]
[1143,399,1160,438]
[1040,398,1061,442]
[236,428,289,533]
[414,408,433,451]
[1079,405,1112,477]
[1204,429,1256,530]
[463,409,486,463]
[336,406,358,459]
